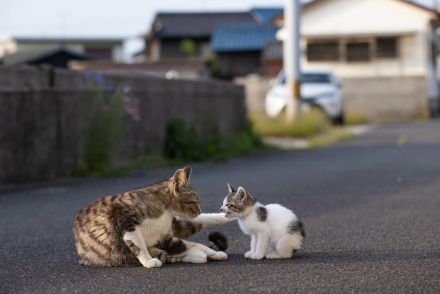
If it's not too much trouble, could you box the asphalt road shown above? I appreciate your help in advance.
[1,121,440,293]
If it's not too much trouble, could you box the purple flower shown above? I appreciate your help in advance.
[105,85,113,93]
[94,74,105,85]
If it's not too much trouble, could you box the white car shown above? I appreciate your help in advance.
[265,70,344,123]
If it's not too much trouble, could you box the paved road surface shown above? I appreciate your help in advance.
[1,121,440,293]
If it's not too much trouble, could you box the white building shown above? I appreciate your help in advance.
[275,0,440,118]
[299,0,438,79]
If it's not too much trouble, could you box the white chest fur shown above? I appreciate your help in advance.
[138,213,173,247]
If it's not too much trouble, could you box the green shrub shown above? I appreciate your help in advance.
[75,88,124,176]
[180,39,197,57]
[163,119,261,162]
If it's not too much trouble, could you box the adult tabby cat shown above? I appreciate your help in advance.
[73,166,230,268]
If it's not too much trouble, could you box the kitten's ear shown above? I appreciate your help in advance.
[235,186,247,202]
[227,183,236,193]
[172,166,192,190]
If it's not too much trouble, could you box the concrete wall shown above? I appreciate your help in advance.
[0,67,246,184]
[235,76,271,113]
[342,76,429,121]
[238,75,429,121]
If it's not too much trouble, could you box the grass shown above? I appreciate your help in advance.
[249,109,331,138]
[249,110,358,149]
[309,127,354,148]
[344,111,369,125]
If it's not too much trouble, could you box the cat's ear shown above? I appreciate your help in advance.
[172,166,192,190]
[235,186,247,202]
[227,183,236,193]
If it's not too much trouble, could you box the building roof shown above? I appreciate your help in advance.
[210,23,278,52]
[251,7,283,24]
[13,36,125,45]
[303,0,438,15]
[151,12,256,38]
[4,47,90,66]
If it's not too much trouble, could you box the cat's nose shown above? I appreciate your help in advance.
[220,207,226,213]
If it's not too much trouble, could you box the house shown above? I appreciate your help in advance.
[271,0,440,117]
[11,37,125,62]
[144,12,255,61]
[210,23,278,78]
[207,8,284,78]
[3,47,90,68]
[271,0,439,78]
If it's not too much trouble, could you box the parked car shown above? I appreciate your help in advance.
[265,70,344,124]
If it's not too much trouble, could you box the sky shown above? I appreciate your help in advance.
[0,0,286,39]
[0,0,436,56]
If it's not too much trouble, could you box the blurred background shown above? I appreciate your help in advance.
[1,0,440,184]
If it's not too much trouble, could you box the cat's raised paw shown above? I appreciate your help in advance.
[143,258,163,268]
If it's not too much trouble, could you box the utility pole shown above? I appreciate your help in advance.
[283,0,301,122]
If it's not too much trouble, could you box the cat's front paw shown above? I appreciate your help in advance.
[142,258,163,268]
[249,253,264,260]
[210,251,228,261]
[244,251,253,258]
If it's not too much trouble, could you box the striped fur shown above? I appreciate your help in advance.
[73,167,233,267]
[73,166,209,267]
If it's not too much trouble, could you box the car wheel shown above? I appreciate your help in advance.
[332,113,344,125]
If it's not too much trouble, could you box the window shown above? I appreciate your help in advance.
[302,73,331,84]
[376,37,398,58]
[346,42,370,62]
[307,41,339,61]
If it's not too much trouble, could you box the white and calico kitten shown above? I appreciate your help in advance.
[220,184,305,260]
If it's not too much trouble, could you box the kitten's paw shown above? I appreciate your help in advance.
[142,258,163,268]
[266,251,282,259]
[244,251,253,258]
[210,251,227,261]
[249,253,264,260]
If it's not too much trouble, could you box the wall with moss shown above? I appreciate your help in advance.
[0,67,246,184]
